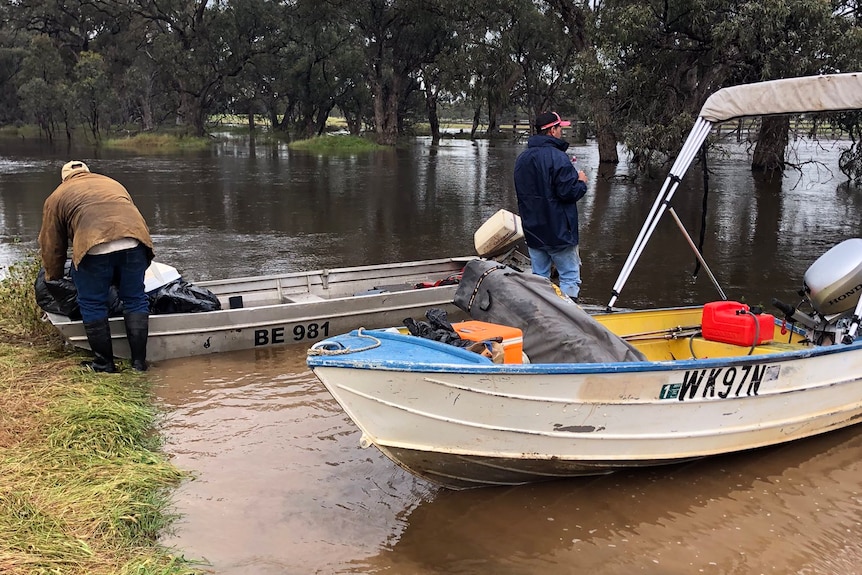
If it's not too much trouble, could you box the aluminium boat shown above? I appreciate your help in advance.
[307,72,862,489]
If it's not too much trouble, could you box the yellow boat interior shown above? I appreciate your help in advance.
[593,306,809,362]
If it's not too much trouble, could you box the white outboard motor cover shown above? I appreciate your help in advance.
[474,209,524,257]
[803,238,862,315]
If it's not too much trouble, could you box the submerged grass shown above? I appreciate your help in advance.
[288,134,384,153]
[0,256,204,575]
[102,133,212,151]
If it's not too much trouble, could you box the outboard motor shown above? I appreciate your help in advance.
[804,238,862,315]
[773,238,862,344]
[474,209,531,271]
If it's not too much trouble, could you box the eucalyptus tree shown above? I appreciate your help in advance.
[596,0,724,171]
[280,0,366,139]
[336,0,464,145]
[71,50,114,141]
[484,0,616,160]
[128,0,287,137]
[118,40,177,132]
[331,46,374,136]
[228,44,293,133]
[596,0,851,174]
[419,54,472,143]
[411,4,481,145]
[9,0,130,138]
[16,34,69,141]
[430,0,583,140]
[459,4,522,137]
[540,0,625,163]
[13,0,119,58]
[710,0,846,173]
[830,0,862,183]
[462,33,518,137]
[506,0,580,130]
[0,22,26,125]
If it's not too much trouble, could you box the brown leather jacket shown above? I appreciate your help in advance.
[39,172,155,280]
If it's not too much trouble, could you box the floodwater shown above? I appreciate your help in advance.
[155,345,862,575]
[2,133,862,573]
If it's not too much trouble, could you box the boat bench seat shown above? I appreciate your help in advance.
[284,293,326,303]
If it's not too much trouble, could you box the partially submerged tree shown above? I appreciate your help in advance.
[343,0,463,145]
[16,35,68,141]
[71,51,113,141]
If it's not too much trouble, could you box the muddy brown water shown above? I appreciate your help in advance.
[2,135,862,573]
[154,345,862,575]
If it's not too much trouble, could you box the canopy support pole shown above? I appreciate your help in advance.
[607,117,715,310]
[668,208,726,301]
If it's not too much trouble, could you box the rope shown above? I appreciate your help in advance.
[466,265,506,311]
[306,328,382,356]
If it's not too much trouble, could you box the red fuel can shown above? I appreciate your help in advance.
[701,301,776,346]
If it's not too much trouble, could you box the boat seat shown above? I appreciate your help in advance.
[284,293,326,303]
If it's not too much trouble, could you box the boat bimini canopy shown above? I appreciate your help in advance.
[608,72,862,312]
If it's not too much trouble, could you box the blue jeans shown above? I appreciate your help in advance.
[528,245,581,298]
[71,245,150,323]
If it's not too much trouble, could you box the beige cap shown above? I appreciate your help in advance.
[61,160,90,182]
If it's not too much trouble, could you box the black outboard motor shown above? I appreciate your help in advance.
[774,238,862,344]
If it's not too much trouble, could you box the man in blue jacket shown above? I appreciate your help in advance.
[514,111,589,300]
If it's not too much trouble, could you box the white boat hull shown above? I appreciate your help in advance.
[309,325,862,489]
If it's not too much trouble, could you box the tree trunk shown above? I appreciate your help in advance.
[426,87,440,145]
[139,96,154,131]
[371,72,400,146]
[314,105,334,136]
[594,102,619,164]
[276,101,293,135]
[471,106,481,139]
[191,108,206,137]
[752,116,789,173]
[344,111,361,135]
[486,96,502,136]
[179,91,207,137]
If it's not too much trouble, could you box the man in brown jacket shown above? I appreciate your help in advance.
[39,161,155,372]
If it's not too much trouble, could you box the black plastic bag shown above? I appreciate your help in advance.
[148,279,222,314]
[34,262,124,319]
[35,267,82,319]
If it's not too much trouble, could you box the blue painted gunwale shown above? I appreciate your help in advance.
[306,328,862,374]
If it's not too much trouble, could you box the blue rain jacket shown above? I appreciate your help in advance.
[513,134,587,250]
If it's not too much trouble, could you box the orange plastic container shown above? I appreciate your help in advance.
[452,320,524,363]
[701,301,775,346]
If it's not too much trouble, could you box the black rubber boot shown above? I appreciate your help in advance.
[124,312,149,371]
[82,318,117,373]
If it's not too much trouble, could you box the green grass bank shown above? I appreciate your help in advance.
[0,257,204,575]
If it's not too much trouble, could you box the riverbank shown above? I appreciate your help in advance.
[0,257,204,575]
